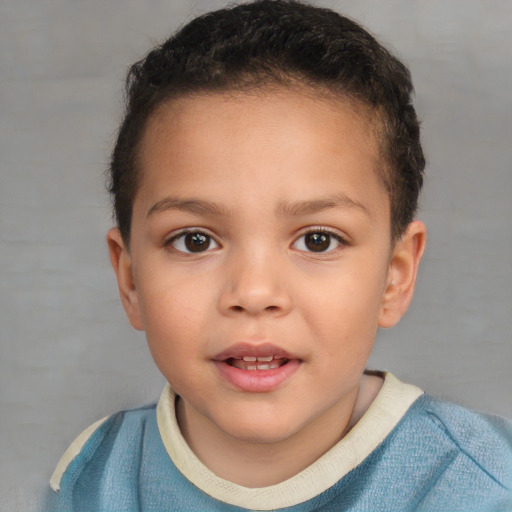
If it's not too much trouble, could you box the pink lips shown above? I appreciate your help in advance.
[212,343,301,393]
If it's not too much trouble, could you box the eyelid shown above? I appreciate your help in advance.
[296,226,349,241]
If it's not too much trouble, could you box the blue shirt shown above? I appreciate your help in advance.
[43,374,512,511]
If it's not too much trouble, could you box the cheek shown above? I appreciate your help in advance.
[136,272,214,362]
[140,290,212,394]
[308,264,386,315]
[299,264,386,349]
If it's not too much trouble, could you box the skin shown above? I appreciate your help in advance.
[107,87,426,487]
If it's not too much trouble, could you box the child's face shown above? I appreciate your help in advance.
[109,88,423,445]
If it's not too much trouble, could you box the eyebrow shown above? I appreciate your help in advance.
[276,193,370,218]
[146,197,230,218]
[146,193,370,219]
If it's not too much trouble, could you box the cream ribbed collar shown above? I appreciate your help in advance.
[156,372,423,510]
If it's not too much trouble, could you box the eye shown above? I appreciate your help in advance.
[292,229,346,253]
[166,230,220,254]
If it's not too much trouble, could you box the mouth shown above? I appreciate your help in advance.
[225,355,289,371]
[212,343,301,392]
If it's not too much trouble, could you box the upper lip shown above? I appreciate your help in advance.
[212,342,298,361]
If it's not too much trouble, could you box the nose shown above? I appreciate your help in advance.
[217,249,293,317]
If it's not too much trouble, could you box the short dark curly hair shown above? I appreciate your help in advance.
[109,0,424,243]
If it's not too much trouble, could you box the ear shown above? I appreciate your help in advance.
[106,228,144,331]
[378,220,426,328]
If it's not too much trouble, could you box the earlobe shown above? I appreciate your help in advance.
[378,221,427,328]
[106,228,144,331]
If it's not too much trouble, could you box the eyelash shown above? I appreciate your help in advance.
[164,227,348,255]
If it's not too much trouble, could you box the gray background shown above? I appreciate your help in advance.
[1,1,511,510]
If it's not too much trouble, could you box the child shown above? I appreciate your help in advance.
[43,1,512,510]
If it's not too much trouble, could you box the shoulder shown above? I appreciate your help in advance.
[401,394,512,489]
[49,403,158,493]
[352,390,512,510]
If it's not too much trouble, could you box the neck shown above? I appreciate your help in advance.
[176,373,383,487]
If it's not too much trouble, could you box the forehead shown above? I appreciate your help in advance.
[135,87,389,223]
[142,86,380,155]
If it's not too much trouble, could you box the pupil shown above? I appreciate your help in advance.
[185,233,210,252]
[305,232,330,252]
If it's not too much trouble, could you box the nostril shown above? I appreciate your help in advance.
[220,286,292,316]
[229,304,280,314]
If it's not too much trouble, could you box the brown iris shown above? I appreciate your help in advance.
[184,232,211,252]
[304,232,330,252]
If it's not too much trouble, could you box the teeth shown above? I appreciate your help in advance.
[228,356,288,370]
[242,355,275,362]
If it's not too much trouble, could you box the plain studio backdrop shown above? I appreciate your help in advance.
[1,1,511,510]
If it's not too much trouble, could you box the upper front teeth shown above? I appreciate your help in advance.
[242,355,274,362]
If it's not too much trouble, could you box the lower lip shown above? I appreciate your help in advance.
[213,359,301,392]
